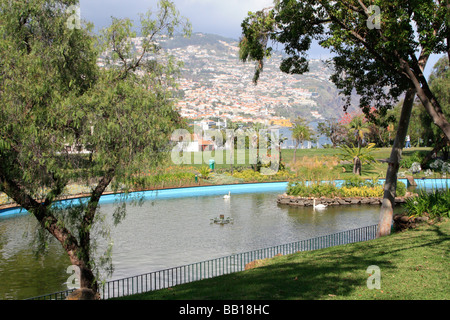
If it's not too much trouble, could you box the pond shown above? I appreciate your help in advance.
[0,179,445,300]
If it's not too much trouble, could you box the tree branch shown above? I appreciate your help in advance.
[84,167,116,225]
[0,164,80,253]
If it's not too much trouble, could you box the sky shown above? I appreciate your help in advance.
[79,0,332,59]
[79,0,273,40]
[78,0,443,77]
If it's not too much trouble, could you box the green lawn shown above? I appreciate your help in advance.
[182,147,432,178]
[0,147,437,208]
[281,147,432,178]
[118,219,450,300]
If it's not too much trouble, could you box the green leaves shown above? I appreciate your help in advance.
[240,0,448,120]
[404,188,450,219]
[99,0,191,82]
[0,0,190,289]
[291,117,316,145]
[0,0,97,201]
[239,8,276,83]
[337,143,378,175]
[338,143,378,162]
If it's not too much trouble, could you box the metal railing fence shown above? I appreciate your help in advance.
[27,224,378,300]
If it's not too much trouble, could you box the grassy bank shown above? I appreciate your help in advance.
[118,219,450,300]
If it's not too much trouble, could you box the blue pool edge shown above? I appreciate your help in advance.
[0,181,290,218]
[1,178,448,219]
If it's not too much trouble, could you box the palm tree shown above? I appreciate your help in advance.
[348,114,370,148]
[266,133,288,171]
[338,143,378,175]
[291,117,315,163]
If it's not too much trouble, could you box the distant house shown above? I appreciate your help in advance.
[199,120,216,130]
[177,133,215,152]
[310,111,324,120]
[198,137,215,151]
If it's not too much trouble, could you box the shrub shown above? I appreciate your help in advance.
[409,162,422,174]
[340,185,383,197]
[341,177,406,196]
[232,169,265,182]
[400,152,426,169]
[429,159,450,174]
[198,165,211,179]
[231,169,294,182]
[341,176,371,188]
[396,181,407,197]
[286,181,340,197]
[403,188,450,219]
[131,166,197,188]
[287,179,407,198]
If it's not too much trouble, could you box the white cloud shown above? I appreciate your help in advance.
[178,0,274,38]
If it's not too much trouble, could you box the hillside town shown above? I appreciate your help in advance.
[98,33,340,129]
[165,34,331,126]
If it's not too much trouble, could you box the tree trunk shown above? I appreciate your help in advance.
[293,145,297,163]
[75,168,116,291]
[353,156,361,175]
[401,58,450,141]
[69,254,98,292]
[33,206,98,291]
[377,88,416,238]
[415,87,450,140]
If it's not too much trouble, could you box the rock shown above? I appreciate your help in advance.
[278,198,291,205]
[396,215,411,223]
[277,195,403,207]
[369,198,381,205]
[66,288,99,300]
[405,175,417,187]
[393,214,430,232]
[395,197,406,204]
[415,216,429,223]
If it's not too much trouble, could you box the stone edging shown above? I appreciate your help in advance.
[277,193,414,206]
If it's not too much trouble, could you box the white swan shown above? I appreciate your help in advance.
[313,198,327,210]
[223,191,230,199]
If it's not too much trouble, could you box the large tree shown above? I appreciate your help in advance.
[239,0,449,237]
[419,57,450,163]
[0,0,191,293]
[317,118,347,148]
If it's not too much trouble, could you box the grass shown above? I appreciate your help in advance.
[0,147,440,208]
[118,219,450,300]
[180,147,434,179]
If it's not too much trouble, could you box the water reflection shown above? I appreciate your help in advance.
[0,215,70,299]
[0,191,397,299]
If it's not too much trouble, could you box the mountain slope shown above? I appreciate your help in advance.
[159,33,359,122]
